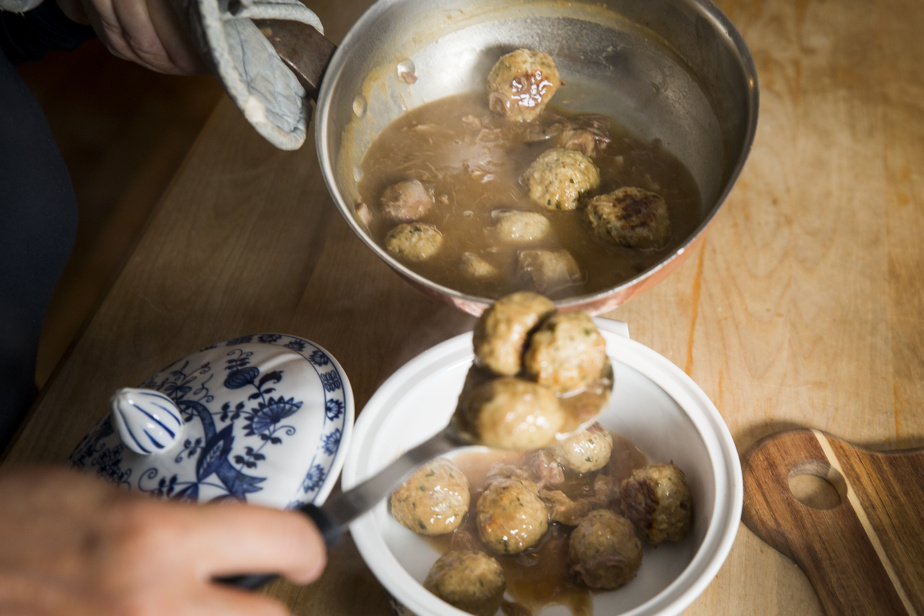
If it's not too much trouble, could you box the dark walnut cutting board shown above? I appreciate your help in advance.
[741,429,924,615]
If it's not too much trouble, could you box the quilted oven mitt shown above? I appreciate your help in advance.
[169,0,323,150]
[1,0,42,11]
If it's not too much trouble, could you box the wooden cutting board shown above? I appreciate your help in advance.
[741,429,924,615]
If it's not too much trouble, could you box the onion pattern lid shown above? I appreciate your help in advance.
[69,333,353,509]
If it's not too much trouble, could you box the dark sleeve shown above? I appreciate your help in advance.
[0,48,79,448]
[0,0,96,64]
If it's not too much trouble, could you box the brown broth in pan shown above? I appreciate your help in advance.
[357,92,702,300]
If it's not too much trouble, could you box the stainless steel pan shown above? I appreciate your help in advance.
[203,0,759,315]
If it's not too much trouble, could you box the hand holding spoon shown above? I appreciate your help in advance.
[223,293,616,588]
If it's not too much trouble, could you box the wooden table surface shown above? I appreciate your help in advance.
[4,0,924,613]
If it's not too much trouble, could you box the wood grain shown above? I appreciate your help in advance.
[742,429,924,615]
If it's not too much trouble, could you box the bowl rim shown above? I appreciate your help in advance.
[342,321,742,615]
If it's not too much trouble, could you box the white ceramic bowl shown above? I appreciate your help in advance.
[342,320,741,616]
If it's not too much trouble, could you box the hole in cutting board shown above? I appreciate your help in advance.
[787,460,845,510]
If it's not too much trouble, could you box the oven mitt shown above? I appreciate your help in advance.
[1,0,42,11]
[169,0,322,150]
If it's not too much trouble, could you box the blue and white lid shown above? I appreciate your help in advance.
[70,333,353,509]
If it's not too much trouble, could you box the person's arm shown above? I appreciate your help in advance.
[0,466,326,615]
[56,0,206,74]
[0,0,206,73]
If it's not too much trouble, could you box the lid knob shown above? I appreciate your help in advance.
[110,388,185,455]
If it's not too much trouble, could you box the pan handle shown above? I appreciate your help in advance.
[253,19,337,102]
[167,0,330,149]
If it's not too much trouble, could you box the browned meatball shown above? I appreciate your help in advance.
[380,179,435,222]
[620,462,693,545]
[390,458,470,536]
[568,509,642,590]
[472,291,556,376]
[487,48,562,122]
[522,311,608,395]
[476,474,549,554]
[384,222,443,261]
[457,376,565,451]
[586,187,672,250]
[516,249,582,294]
[522,148,600,211]
[423,550,506,616]
[547,422,613,473]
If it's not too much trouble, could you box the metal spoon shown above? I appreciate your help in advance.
[221,361,614,589]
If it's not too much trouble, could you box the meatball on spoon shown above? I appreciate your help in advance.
[222,293,613,589]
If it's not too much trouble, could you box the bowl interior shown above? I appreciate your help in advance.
[317,0,758,313]
[343,325,742,615]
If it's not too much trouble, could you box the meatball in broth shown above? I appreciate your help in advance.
[384,222,443,262]
[390,458,470,536]
[547,421,614,474]
[491,209,551,243]
[621,462,693,545]
[461,252,499,280]
[587,187,672,250]
[424,550,506,616]
[516,249,582,295]
[569,509,642,590]
[487,48,561,122]
[476,474,549,555]
[522,147,600,211]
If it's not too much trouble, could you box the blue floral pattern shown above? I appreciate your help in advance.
[69,334,352,509]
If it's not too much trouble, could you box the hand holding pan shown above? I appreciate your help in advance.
[167,0,334,150]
